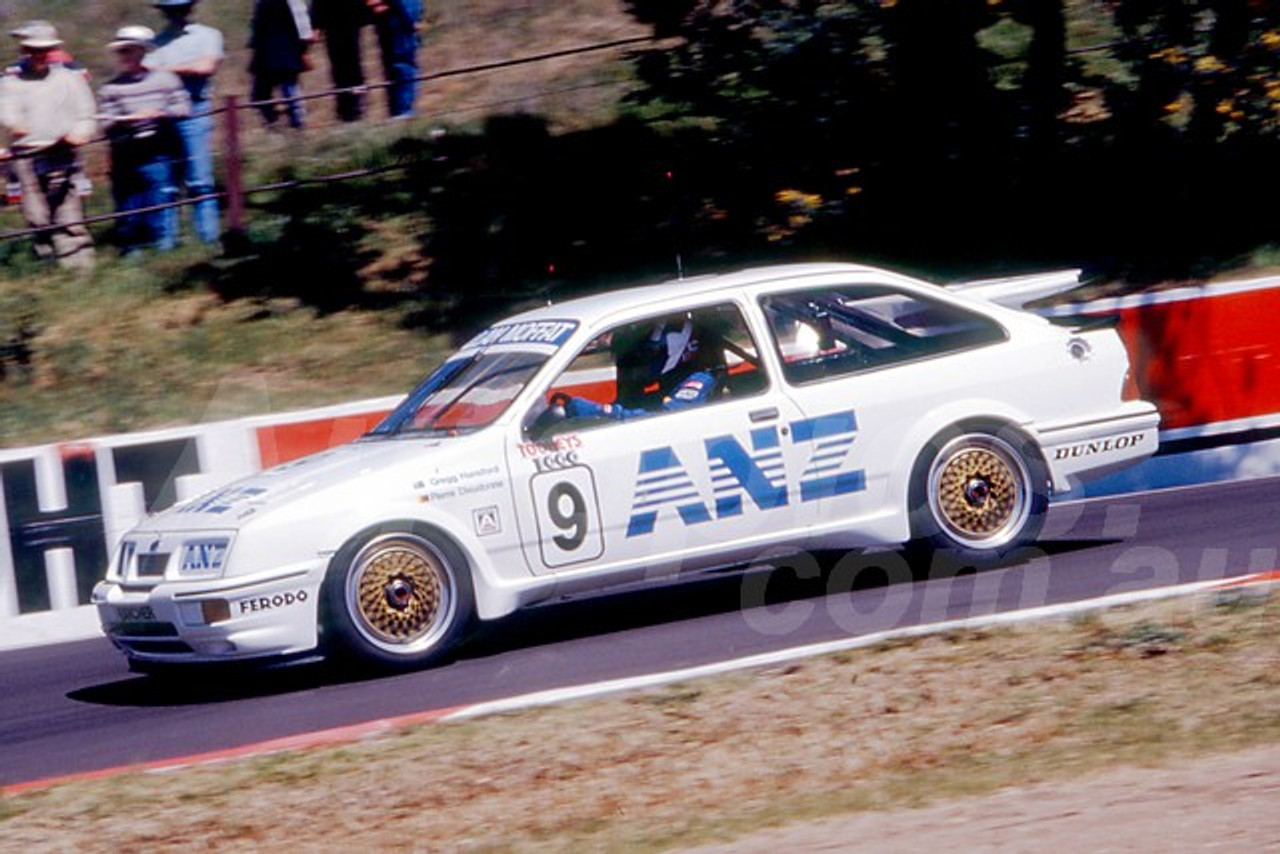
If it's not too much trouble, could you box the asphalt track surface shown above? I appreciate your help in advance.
[3,476,1278,790]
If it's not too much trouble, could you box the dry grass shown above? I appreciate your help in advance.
[3,589,1278,851]
[0,0,649,448]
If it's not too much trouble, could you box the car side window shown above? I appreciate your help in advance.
[525,303,767,437]
[760,285,1006,385]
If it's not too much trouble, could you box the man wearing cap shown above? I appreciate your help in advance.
[6,20,95,200]
[0,22,97,270]
[98,26,191,253]
[146,0,224,244]
[7,20,86,76]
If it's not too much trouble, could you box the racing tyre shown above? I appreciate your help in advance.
[908,424,1049,565]
[322,524,474,671]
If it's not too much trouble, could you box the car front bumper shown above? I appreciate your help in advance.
[92,561,327,664]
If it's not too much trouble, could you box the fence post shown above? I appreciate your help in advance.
[223,95,245,239]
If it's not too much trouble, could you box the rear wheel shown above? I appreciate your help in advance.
[909,424,1049,563]
[322,525,474,670]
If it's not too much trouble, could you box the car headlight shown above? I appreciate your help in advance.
[113,540,136,581]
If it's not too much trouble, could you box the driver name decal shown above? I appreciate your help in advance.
[465,320,577,351]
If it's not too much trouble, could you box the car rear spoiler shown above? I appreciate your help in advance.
[946,269,1083,309]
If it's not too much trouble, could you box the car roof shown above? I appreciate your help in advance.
[502,262,917,327]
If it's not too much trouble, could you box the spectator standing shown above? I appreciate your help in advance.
[370,0,422,119]
[0,23,96,270]
[6,21,95,199]
[146,0,223,244]
[97,26,191,254]
[249,0,314,129]
[311,0,370,122]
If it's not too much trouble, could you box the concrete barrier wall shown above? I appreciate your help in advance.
[2,274,1279,644]
[0,396,400,622]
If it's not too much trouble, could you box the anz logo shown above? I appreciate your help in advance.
[626,410,864,537]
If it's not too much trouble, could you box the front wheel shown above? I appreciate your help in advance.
[908,425,1049,564]
[321,525,474,671]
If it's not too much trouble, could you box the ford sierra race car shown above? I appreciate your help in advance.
[94,263,1159,672]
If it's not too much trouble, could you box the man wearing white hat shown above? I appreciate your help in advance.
[98,26,191,253]
[0,22,97,269]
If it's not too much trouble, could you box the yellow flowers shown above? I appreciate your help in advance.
[1215,99,1244,122]
[1195,55,1225,74]
[1151,47,1186,65]
[774,189,823,210]
[766,189,825,243]
[1163,93,1192,116]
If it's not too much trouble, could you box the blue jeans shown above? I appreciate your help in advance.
[114,155,179,252]
[375,0,421,117]
[252,74,306,129]
[176,106,220,243]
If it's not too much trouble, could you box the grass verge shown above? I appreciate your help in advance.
[3,587,1277,851]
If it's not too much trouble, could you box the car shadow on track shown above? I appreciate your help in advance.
[68,539,1114,707]
[457,538,1114,661]
[67,657,348,707]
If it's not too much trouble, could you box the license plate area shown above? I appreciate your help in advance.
[115,604,157,623]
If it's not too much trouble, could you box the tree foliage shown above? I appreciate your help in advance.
[614,0,1280,278]
[248,1,1280,317]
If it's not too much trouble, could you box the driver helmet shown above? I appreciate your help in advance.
[650,317,698,376]
[613,315,700,407]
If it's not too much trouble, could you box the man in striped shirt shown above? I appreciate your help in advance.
[98,26,191,253]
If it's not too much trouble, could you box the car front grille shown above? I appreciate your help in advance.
[109,621,178,638]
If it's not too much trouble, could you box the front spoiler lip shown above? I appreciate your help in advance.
[126,650,327,676]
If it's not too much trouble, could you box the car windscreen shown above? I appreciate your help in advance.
[367,350,549,436]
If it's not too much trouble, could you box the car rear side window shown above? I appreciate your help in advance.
[760,285,1006,385]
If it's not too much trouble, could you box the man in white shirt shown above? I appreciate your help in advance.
[0,22,96,269]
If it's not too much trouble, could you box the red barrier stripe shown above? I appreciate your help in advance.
[1118,288,1280,430]
[1212,570,1280,589]
[256,412,391,468]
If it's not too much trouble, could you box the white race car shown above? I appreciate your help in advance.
[93,263,1158,671]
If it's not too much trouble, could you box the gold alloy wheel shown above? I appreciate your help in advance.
[345,534,456,655]
[926,434,1031,550]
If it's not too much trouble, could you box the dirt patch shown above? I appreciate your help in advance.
[686,745,1280,852]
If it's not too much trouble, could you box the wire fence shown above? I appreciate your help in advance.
[0,30,1128,248]
[0,35,656,246]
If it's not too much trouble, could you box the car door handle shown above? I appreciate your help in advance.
[749,407,779,423]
